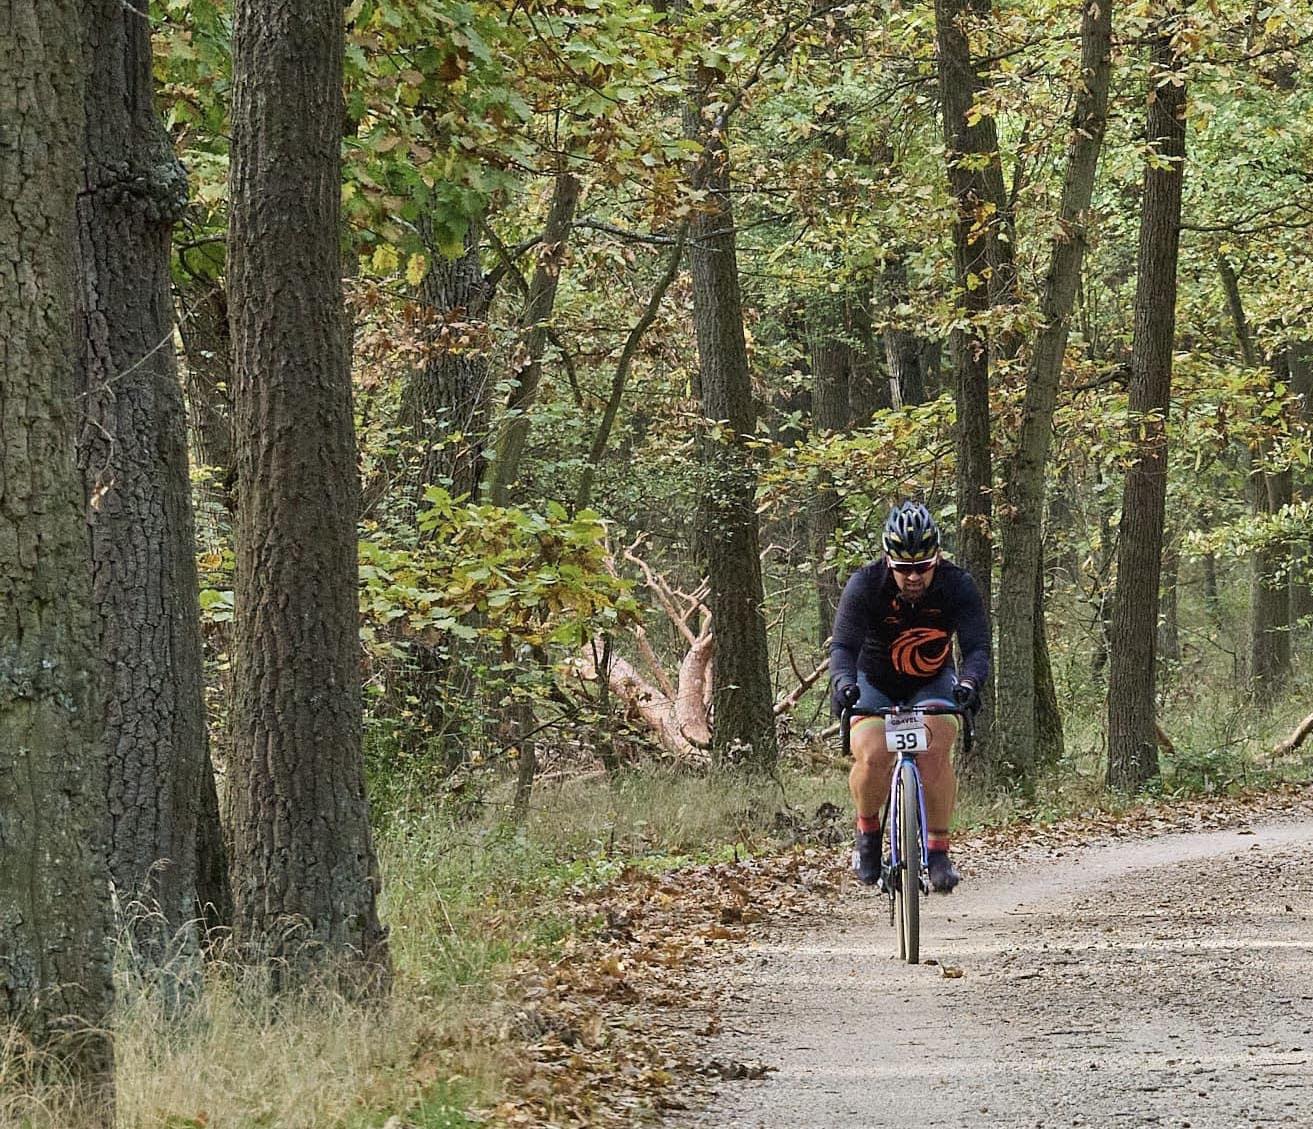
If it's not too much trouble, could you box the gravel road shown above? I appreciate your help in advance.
[691,816,1313,1128]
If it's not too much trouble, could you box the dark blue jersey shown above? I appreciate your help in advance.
[829,558,991,703]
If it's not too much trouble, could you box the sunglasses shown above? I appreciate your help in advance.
[889,556,938,575]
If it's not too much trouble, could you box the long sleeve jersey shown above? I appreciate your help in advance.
[829,557,991,702]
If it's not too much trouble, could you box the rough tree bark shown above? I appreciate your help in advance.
[74,0,217,968]
[488,170,581,505]
[993,0,1113,792]
[684,56,778,767]
[0,0,116,1095]
[935,0,1011,775]
[810,290,852,642]
[1107,17,1188,789]
[228,0,388,979]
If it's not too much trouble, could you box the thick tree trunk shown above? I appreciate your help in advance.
[936,0,1010,773]
[228,0,388,981]
[488,171,581,504]
[684,61,778,767]
[1107,20,1187,789]
[810,291,851,642]
[75,0,213,974]
[0,0,116,1095]
[993,0,1113,791]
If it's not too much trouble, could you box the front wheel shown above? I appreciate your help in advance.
[896,760,922,964]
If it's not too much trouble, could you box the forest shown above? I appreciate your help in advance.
[2,0,1312,1124]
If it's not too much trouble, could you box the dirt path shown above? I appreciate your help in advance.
[691,815,1313,1128]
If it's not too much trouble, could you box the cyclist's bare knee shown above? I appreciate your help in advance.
[850,719,890,764]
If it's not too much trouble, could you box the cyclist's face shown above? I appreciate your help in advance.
[889,554,938,598]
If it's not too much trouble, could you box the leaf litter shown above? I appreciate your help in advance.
[482,782,1313,1127]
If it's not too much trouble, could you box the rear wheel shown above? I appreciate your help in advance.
[896,760,921,964]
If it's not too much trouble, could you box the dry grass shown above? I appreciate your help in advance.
[0,764,852,1129]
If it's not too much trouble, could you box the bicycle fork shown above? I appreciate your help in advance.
[880,754,930,897]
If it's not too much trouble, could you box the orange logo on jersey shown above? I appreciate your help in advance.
[891,627,951,678]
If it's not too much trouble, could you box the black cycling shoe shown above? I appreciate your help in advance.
[851,830,882,885]
[927,850,961,893]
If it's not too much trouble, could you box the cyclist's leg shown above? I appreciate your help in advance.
[848,672,895,824]
[907,671,959,856]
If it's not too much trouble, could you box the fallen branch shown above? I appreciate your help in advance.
[774,656,828,717]
[1274,710,1313,758]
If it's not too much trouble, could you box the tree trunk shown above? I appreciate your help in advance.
[881,252,925,407]
[177,274,236,485]
[74,0,212,976]
[684,59,778,767]
[174,272,234,931]
[0,0,116,1095]
[228,0,388,981]
[1035,556,1065,770]
[847,282,891,422]
[1107,18,1187,789]
[402,227,493,505]
[810,291,851,642]
[1221,265,1290,683]
[1252,458,1293,687]
[1218,255,1294,689]
[488,171,581,504]
[993,0,1113,791]
[936,0,1010,771]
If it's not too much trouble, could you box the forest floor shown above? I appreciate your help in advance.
[686,789,1313,1129]
[491,783,1313,1127]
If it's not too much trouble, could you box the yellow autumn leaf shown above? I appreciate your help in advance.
[405,251,429,287]
[370,244,400,275]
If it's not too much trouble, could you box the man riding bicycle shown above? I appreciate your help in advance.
[829,501,990,894]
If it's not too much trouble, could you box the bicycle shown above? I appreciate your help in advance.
[841,702,975,965]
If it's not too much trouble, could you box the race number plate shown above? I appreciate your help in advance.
[886,711,929,754]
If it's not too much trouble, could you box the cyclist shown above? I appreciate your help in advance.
[829,501,989,893]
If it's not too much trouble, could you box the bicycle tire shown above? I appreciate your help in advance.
[896,760,921,964]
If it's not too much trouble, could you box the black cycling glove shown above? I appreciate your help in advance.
[952,679,981,714]
[832,679,861,716]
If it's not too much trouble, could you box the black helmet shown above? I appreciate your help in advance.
[882,501,940,562]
